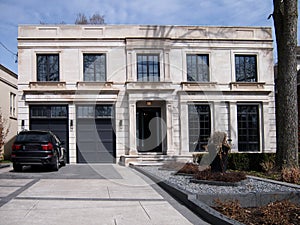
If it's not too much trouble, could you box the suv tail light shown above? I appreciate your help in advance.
[12,144,22,151]
[41,143,54,151]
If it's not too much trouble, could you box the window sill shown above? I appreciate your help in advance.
[29,81,66,89]
[77,81,113,88]
[230,82,266,91]
[126,81,174,92]
[76,81,119,94]
[181,82,217,91]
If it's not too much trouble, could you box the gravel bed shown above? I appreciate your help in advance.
[139,166,300,195]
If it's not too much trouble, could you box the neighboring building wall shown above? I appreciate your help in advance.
[0,64,18,160]
[18,25,276,164]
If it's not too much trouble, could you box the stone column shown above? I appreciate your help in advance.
[229,102,238,151]
[164,50,171,82]
[166,103,174,155]
[128,102,137,155]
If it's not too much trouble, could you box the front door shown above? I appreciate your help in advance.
[136,108,163,153]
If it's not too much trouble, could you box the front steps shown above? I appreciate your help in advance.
[119,154,192,166]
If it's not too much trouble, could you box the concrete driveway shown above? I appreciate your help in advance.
[0,164,209,225]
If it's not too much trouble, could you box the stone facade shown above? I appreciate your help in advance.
[0,64,18,160]
[18,25,276,164]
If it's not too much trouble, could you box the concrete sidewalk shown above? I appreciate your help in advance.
[0,164,209,225]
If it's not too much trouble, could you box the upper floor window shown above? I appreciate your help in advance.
[10,92,16,117]
[137,54,160,82]
[187,54,209,82]
[37,54,59,81]
[235,55,257,82]
[83,54,106,81]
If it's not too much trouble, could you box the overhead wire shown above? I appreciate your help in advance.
[0,41,18,63]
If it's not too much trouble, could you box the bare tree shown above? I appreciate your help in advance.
[272,0,298,169]
[75,13,105,25]
[0,108,9,160]
[75,13,88,24]
[89,13,105,24]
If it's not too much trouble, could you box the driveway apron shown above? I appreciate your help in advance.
[0,164,209,225]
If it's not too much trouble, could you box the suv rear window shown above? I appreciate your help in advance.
[16,132,50,142]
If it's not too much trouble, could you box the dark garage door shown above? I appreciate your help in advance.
[76,105,115,163]
[30,105,69,163]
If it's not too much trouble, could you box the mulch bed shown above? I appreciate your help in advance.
[214,199,300,225]
[162,161,300,224]
[193,169,247,183]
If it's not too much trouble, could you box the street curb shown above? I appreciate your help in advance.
[0,164,10,169]
[133,165,244,225]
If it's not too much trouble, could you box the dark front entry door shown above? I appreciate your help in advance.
[136,108,163,153]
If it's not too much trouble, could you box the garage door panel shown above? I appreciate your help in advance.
[30,118,69,163]
[77,116,115,163]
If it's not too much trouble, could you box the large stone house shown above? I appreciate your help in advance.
[17,25,276,164]
[0,64,18,160]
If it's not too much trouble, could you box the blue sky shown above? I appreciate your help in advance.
[0,0,299,74]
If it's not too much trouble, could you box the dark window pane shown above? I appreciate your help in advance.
[237,105,259,151]
[37,54,59,81]
[84,54,106,81]
[188,104,211,152]
[235,55,257,82]
[137,54,160,81]
[30,105,68,118]
[187,54,209,82]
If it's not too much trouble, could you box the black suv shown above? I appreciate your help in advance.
[11,130,67,172]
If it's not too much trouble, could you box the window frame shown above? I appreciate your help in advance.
[234,54,258,82]
[188,103,212,152]
[137,54,160,82]
[237,103,260,152]
[10,92,16,117]
[186,54,210,82]
[76,105,114,119]
[83,53,107,82]
[36,54,60,82]
[30,105,68,119]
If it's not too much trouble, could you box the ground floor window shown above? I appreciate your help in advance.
[188,104,211,152]
[237,104,260,151]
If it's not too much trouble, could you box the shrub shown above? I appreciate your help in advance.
[281,167,300,184]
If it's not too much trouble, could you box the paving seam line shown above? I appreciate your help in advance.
[0,179,40,207]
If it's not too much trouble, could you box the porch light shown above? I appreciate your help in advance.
[21,120,25,130]
[70,120,73,130]
[146,101,152,106]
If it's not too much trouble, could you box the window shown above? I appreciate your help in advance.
[37,54,59,81]
[237,104,260,151]
[137,54,160,81]
[77,105,114,119]
[83,54,106,81]
[188,104,211,152]
[30,105,68,118]
[235,55,257,82]
[187,54,209,82]
[10,93,16,117]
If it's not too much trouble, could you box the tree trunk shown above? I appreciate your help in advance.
[273,0,298,169]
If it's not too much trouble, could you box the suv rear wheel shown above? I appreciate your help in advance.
[51,155,59,171]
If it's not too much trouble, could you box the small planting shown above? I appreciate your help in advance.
[214,199,300,225]
[193,169,247,183]
[281,167,300,184]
